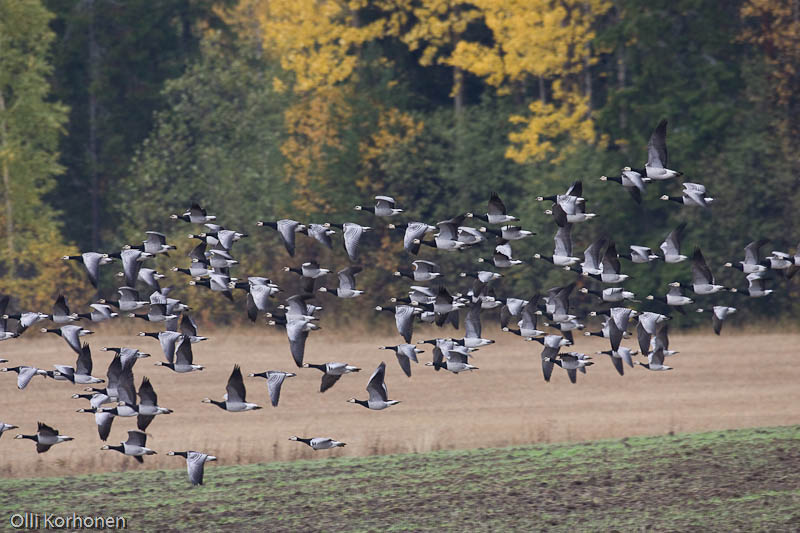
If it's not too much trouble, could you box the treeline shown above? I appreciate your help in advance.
[0,0,798,326]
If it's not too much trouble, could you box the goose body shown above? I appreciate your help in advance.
[168,451,217,485]
[202,365,261,412]
[1,365,48,389]
[102,430,157,462]
[15,422,74,453]
[348,362,400,410]
[289,436,347,450]
[249,370,296,407]
[355,195,402,217]
[303,362,360,392]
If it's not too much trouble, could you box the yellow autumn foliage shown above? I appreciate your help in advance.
[740,0,800,134]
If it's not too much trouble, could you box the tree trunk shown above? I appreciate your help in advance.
[584,56,593,115]
[454,66,464,115]
[539,76,546,104]
[0,90,14,275]
[88,0,100,250]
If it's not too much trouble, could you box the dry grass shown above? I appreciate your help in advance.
[1,325,798,478]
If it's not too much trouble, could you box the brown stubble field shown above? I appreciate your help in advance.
[1,324,798,479]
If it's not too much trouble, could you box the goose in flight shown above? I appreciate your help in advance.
[49,294,79,324]
[388,221,435,255]
[502,298,544,339]
[303,362,360,392]
[355,195,403,216]
[15,422,74,453]
[136,376,173,431]
[128,303,178,323]
[101,346,150,369]
[116,249,154,288]
[618,245,660,264]
[646,285,694,311]
[326,222,372,261]
[248,370,296,407]
[426,344,478,373]
[546,199,596,226]
[75,405,115,441]
[724,239,769,274]
[532,334,571,382]
[379,344,422,377]
[101,286,149,312]
[348,362,400,410]
[661,182,714,207]
[257,219,306,256]
[480,225,534,241]
[188,268,235,301]
[202,365,262,412]
[546,353,593,383]
[319,266,364,298]
[637,347,673,371]
[695,306,736,335]
[62,252,113,288]
[461,299,494,348]
[154,337,204,373]
[171,203,217,224]
[600,170,646,204]
[467,192,518,224]
[167,451,217,485]
[415,215,468,251]
[199,227,247,251]
[659,222,688,263]
[173,242,210,278]
[624,119,682,181]
[688,248,730,294]
[52,343,104,384]
[636,313,671,354]
[580,237,608,276]
[300,223,335,249]
[41,325,94,355]
[289,436,346,450]
[580,286,636,303]
[1,365,47,390]
[0,422,18,438]
[534,224,580,267]
[744,271,773,298]
[125,231,176,255]
[269,314,318,368]
[375,304,420,343]
[102,430,157,463]
[394,260,441,282]
[596,347,637,376]
[76,303,119,323]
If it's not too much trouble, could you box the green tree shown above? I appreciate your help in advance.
[44,0,232,250]
[0,0,84,307]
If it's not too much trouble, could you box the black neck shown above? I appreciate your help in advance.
[20,434,37,441]
[107,444,125,453]
[506,328,521,336]
[172,451,189,458]
[296,437,313,445]
[667,196,683,203]
[306,363,326,372]
[607,175,622,184]
[209,399,226,409]
[142,333,158,339]
[353,399,370,408]
[541,195,557,202]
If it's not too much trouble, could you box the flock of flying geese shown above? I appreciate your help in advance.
[1,119,799,486]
